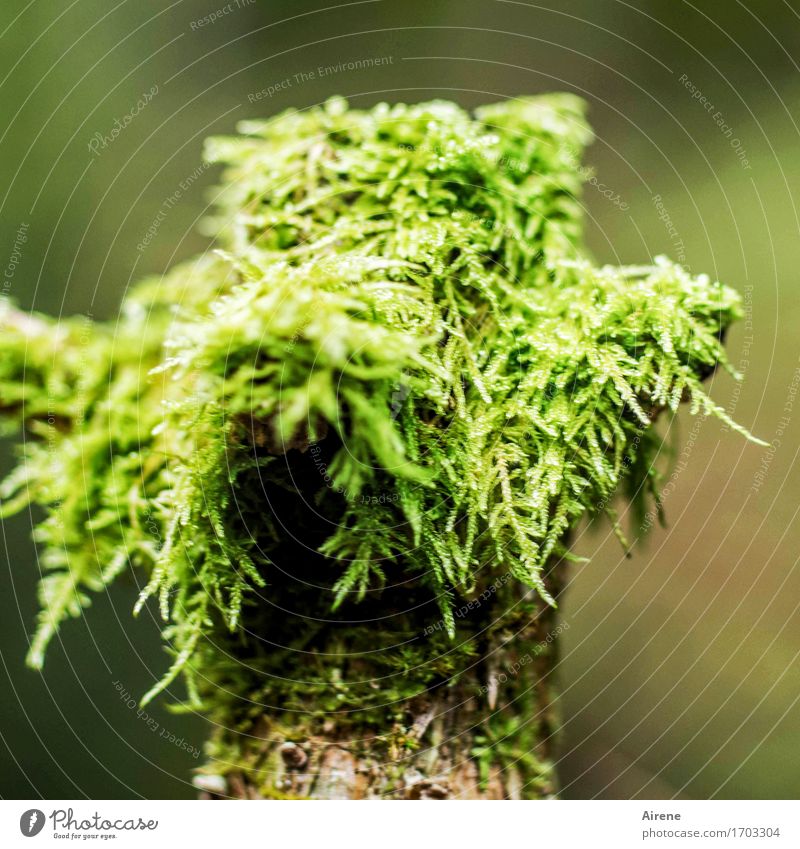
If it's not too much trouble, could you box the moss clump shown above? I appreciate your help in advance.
[1,95,754,734]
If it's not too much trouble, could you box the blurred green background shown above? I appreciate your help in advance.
[1,0,798,799]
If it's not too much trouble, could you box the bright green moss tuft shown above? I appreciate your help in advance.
[0,95,757,713]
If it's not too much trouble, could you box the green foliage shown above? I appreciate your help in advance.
[0,95,757,707]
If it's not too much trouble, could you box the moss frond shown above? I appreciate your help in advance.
[0,95,756,706]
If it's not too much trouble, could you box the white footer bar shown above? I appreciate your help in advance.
[1,799,796,848]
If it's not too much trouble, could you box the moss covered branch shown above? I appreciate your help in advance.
[0,96,757,798]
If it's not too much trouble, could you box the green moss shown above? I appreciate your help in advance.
[0,95,758,725]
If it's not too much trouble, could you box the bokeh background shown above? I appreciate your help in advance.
[1,0,798,799]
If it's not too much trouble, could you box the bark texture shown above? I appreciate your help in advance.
[196,564,566,800]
